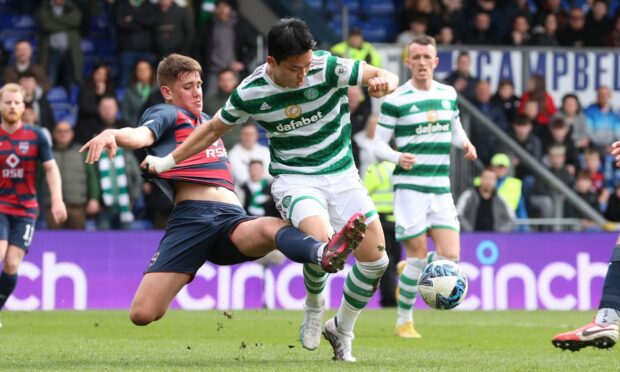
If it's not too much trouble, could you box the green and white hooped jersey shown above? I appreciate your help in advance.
[377,80,464,194]
[217,51,363,176]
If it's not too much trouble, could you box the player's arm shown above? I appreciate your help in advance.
[373,101,415,170]
[80,126,155,164]
[361,62,399,98]
[451,105,477,161]
[142,116,233,174]
[42,159,67,224]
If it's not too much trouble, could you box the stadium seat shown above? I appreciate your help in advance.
[0,13,36,31]
[81,39,96,57]
[361,18,397,42]
[115,87,125,102]
[361,0,394,15]
[0,31,35,51]
[46,87,69,104]
[305,0,322,10]
[50,103,76,123]
[327,0,360,14]
[328,14,362,38]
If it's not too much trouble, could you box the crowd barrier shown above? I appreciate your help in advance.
[5,231,615,311]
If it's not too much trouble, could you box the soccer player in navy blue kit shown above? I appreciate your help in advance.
[0,83,67,327]
[81,54,366,326]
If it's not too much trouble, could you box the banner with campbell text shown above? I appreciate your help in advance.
[6,232,615,311]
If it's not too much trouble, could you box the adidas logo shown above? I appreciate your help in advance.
[410,105,420,113]
[260,102,271,110]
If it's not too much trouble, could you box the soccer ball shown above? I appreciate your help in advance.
[418,260,468,310]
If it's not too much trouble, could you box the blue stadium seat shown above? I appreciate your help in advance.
[47,87,69,104]
[361,0,394,15]
[81,39,96,57]
[305,0,322,10]
[0,31,35,51]
[328,14,362,38]
[50,103,75,123]
[360,18,397,42]
[0,13,36,31]
[327,0,361,14]
[97,39,117,57]
[115,87,125,102]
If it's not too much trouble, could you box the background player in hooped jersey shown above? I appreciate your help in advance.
[0,83,67,327]
[373,35,478,339]
[80,54,365,328]
[142,18,399,362]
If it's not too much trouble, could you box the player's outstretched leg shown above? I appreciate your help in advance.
[552,244,620,351]
[300,213,367,351]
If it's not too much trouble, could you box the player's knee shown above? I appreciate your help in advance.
[358,254,389,277]
[129,306,160,326]
[3,260,20,275]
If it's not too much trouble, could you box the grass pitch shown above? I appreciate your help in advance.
[0,309,617,371]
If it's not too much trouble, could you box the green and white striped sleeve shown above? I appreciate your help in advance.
[217,90,250,126]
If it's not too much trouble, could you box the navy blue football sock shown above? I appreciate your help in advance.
[275,226,323,264]
[0,272,18,310]
[599,244,620,311]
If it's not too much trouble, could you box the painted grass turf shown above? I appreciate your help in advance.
[0,309,617,371]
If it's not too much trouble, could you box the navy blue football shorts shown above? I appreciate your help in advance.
[146,200,260,278]
[0,213,36,251]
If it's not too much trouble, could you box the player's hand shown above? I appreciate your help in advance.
[399,152,416,170]
[86,199,100,215]
[51,200,67,224]
[141,154,176,174]
[80,129,117,164]
[463,141,478,161]
[611,141,620,166]
[367,77,390,98]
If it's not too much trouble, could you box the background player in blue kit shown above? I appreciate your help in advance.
[80,54,365,327]
[0,83,67,327]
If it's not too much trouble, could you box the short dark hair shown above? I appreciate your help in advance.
[249,159,264,167]
[409,34,436,48]
[17,71,37,81]
[513,115,531,126]
[157,53,202,87]
[267,18,317,63]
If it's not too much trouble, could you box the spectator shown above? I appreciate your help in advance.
[555,93,589,149]
[491,79,521,124]
[457,165,516,232]
[196,0,256,97]
[400,0,442,36]
[37,0,83,92]
[443,52,478,100]
[585,0,612,47]
[490,153,528,220]
[75,64,116,143]
[239,160,278,217]
[505,115,543,180]
[362,159,400,307]
[470,80,509,164]
[349,86,371,170]
[558,7,588,47]
[396,16,429,46]
[604,14,620,47]
[354,115,378,177]
[464,12,498,45]
[582,146,606,197]
[122,59,156,126]
[0,42,7,80]
[438,0,467,42]
[536,0,567,29]
[44,120,100,229]
[114,0,158,87]
[227,122,271,186]
[95,146,142,230]
[154,0,195,60]
[528,144,574,222]
[18,72,55,131]
[564,170,600,224]
[530,13,560,46]
[519,74,556,127]
[3,39,50,91]
[543,117,579,175]
[604,183,620,222]
[204,68,238,116]
[204,69,239,148]
[504,15,532,45]
[584,86,620,150]
[436,26,455,45]
[76,95,128,146]
[331,27,382,67]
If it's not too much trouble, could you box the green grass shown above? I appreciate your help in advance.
[0,309,617,371]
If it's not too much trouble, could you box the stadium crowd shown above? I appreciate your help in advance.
[1,0,620,232]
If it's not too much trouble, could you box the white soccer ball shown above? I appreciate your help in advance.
[418,260,468,310]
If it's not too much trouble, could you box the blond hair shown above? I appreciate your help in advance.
[0,83,25,101]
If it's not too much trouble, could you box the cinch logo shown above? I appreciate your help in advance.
[276,112,323,132]
[415,122,450,135]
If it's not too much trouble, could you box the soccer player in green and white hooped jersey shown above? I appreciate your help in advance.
[373,35,478,339]
[142,18,399,362]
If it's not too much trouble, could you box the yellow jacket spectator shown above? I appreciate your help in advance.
[330,27,382,67]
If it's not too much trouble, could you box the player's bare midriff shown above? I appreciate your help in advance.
[173,181,241,206]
